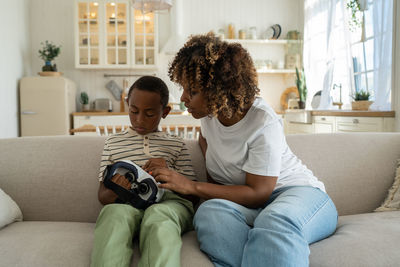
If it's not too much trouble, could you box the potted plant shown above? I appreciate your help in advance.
[295,67,307,109]
[38,40,61,73]
[346,0,368,32]
[351,89,373,110]
[80,92,90,111]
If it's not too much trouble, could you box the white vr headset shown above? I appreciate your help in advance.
[103,160,164,209]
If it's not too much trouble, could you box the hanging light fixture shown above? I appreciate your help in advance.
[131,0,172,13]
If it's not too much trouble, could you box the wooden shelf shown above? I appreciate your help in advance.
[225,39,301,45]
[257,69,296,74]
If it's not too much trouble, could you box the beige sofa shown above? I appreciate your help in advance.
[1,133,400,267]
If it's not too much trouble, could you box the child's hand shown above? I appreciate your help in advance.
[111,173,131,190]
[143,158,168,172]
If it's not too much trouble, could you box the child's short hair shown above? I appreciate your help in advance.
[127,76,169,108]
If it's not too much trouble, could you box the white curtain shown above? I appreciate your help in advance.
[318,0,336,109]
[303,0,351,110]
[369,0,393,111]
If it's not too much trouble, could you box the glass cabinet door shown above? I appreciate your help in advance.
[77,1,99,65]
[133,9,155,66]
[105,1,129,66]
[75,0,157,69]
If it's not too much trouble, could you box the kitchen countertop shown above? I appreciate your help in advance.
[73,110,395,117]
[279,110,395,117]
[72,111,186,116]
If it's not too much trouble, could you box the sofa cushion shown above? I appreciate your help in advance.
[0,222,212,267]
[0,188,22,229]
[0,136,106,223]
[0,221,94,267]
[309,211,400,267]
[375,159,400,212]
[286,133,400,215]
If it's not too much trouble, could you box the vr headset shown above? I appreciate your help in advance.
[103,160,164,209]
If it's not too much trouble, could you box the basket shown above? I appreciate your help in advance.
[351,101,373,110]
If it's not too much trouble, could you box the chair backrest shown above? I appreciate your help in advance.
[95,125,128,136]
[160,125,201,140]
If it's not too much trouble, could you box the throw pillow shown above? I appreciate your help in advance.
[0,188,23,229]
[375,159,400,212]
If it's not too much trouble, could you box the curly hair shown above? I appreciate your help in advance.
[168,32,259,118]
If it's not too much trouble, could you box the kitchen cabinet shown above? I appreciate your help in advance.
[284,112,395,134]
[313,116,335,133]
[74,0,157,69]
[335,116,394,132]
[226,39,301,74]
[285,122,314,135]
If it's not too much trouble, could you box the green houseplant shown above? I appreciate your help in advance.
[38,41,61,72]
[80,92,90,111]
[351,89,373,110]
[295,67,307,109]
[346,0,368,33]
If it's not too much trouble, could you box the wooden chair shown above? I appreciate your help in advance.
[70,124,200,139]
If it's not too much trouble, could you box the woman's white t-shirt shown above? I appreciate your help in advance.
[201,97,325,192]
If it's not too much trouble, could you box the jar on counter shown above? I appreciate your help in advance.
[238,29,246,39]
[249,27,257,39]
[217,28,225,39]
[228,24,235,39]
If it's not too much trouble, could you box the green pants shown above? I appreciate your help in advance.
[90,191,194,267]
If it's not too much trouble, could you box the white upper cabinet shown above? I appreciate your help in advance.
[74,0,157,69]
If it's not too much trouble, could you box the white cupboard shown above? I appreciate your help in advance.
[285,115,395,134]
[74,0,157,69]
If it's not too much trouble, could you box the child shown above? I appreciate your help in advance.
[91,76,198,267]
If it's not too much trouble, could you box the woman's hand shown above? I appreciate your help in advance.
[151,168,196,195]
[143,158,168,172]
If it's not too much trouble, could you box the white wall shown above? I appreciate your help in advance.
[28,0,304,113]
[0,0,31,138]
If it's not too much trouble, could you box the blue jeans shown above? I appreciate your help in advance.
[193,186,338,267]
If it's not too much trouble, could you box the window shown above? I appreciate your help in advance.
[304,0,393,110]
[348,0,375,100]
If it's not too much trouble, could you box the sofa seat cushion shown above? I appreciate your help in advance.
[0,222,212,267]
[0,221,94,267]
[310,211,400,267]
[130,231,212,267]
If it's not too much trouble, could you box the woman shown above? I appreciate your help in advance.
[151,33,338,267]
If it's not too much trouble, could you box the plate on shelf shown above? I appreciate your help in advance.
[271,24,281,39]
[311,91,322,109]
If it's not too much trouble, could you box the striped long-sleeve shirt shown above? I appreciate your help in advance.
[98,127,196,181]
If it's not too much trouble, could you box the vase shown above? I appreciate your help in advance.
[42,61,53,71]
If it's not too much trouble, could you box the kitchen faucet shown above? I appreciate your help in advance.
[332,83,343,109]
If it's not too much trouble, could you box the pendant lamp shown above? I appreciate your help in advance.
[131,0,172,13]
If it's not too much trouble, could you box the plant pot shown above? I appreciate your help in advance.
[351,100,373,110]
[82,104,90,111]
[42,61,53,71]
[358,0,368,11]
[298,100,306,109]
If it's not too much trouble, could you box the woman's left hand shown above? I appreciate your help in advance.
[151,168,195,195]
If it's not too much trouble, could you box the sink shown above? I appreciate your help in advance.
[284,110,312,124]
